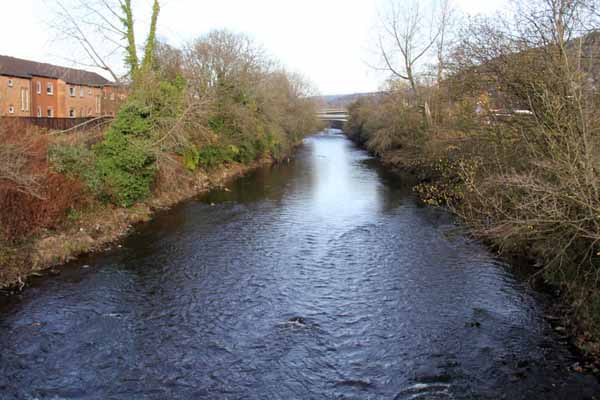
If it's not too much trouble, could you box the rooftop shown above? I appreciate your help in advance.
[0,55,111,86]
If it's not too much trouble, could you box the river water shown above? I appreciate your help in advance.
[0,131,598,399]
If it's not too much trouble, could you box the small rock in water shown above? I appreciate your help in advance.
[511,371,527,381]
[288,316,306,326]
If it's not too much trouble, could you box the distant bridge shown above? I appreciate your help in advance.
[317,108,349,129]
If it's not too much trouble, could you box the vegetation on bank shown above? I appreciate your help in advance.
[0,2,321,286]
[347,0,600,353]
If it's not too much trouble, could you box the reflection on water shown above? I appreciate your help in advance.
[0,130,597,399]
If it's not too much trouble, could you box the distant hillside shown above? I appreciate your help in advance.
[313,92,380,109]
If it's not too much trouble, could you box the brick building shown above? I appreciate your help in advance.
[0,55,126,118]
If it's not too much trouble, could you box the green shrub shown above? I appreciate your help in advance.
[48,144,103,195]
[234,140,258,164]
[109,101,153,138]
[183,145,200,171]
[93,102,157,207]
[198,145,234,169]
[134,74,186,123]
[94,131,156,207]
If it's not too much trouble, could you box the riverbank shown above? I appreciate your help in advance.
[354,139,600,371]
[0,158,272,292]
[2,132,598,399]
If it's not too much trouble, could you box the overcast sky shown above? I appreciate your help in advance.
[2,0,506,95]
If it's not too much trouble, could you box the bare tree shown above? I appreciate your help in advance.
[377,0,442,95]
[48,0,161,83]
[376,0,453,126]
[435,0,456,84]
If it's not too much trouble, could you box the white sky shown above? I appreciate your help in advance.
[2,0,506,95]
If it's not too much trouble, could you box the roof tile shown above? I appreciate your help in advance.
[0,55,111,86]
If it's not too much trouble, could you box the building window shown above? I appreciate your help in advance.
[69,108,76,118]
[37,106,42,118]
[47,83,54,95]
[20,88,29,112]
[88,89,92,95]
[47,107,54,118]
[7,79,13,87]
[96,95,101,114]
[69,86,76,97]
[110,93,115,101]
[8,105,14,114]
[36,81,41,94]
[80,87,84,98]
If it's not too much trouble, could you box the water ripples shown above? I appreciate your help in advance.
[0,131,598,399]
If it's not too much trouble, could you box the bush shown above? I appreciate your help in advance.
[183,145,200,171]
[0,173,83,243]
[94,131,156,207]
[0,130,84,242]
[93,102,157,207]
[234,141,258,164]
[109,101,153,138]
[197,145,234,169]
[48,144,103,195]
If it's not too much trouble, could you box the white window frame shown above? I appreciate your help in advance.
[80,87,85,98]
[47,82,54,95]
[37,106,42,118]
[36,81,41,94]
[7,79,13,88]
[69,86,76,97]
[8,105,15,114]
[47,107,54,118]
[20,88,29,112]
[96,95,101,114]
[69,108,76,118]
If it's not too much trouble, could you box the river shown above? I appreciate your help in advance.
[0,130,598,399]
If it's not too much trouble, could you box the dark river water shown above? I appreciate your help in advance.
[1,131,599,399]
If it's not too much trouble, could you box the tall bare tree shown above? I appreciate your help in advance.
[435,0,455,84]
[376,0,453,126]
[49,0,161,84]
[377,0,442,95]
